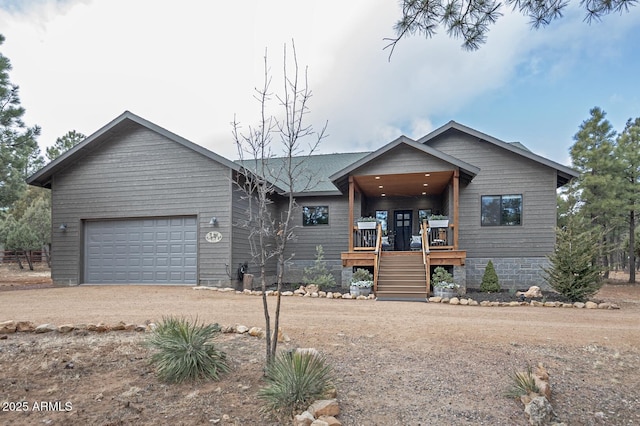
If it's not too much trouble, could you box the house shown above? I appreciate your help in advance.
[27,111,578,299]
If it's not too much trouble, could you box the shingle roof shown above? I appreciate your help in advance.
[236,152,370,195]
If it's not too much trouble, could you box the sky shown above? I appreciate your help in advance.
[1,0,639,167]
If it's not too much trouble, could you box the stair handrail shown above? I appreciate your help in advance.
[373,222,382,294]
[421,221,431,295]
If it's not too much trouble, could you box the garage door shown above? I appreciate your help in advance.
[84,217,197,284]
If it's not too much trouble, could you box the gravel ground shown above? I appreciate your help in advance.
[0,268,639,425]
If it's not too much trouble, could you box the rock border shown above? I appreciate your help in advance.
[0,319,291,342]
[194,285,620,309]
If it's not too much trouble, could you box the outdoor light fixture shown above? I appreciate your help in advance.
[59,223,67,231]
[209,217,218,226]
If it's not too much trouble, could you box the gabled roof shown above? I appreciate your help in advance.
[417,121,578,187]
[237,152,370,196]
[27,111,243,188]
[329,135,481,193]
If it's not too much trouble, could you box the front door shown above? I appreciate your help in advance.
[394,210,412,251]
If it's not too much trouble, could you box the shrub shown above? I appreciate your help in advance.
[351,268,373,283]
[432,266,454,288]
[543,216,603,302]
[258,350,334,420]
[147,316,229,383]
[506,365,540,398]
[302,245,336,290]
[480,260,500,292]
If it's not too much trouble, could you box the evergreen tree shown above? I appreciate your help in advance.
[615,117,640,283]
[302,245,336,290]
[0,34,42,209]
[46,130,86,161]
[569,107,622,276]
[388,0,638,53]
[480,260,500,292]
[544,215,603,302]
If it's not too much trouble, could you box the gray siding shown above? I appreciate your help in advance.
[429,132,558,258]
[51,124,233,285]
[230,181,278,285]
[284,196,351,261]
[352,144,453,175]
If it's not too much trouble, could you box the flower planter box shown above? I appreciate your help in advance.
[357,221,377,230]
[350,285,372,297]
[433,287,457,298]
[428,219,449,228]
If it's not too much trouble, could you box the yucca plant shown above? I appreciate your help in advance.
[506,365,540,398]
[147,316,229,383]
[258,350,335,420]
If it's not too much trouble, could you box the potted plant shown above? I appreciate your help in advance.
[350,268,373,296]
[428,214,449,228]
[431,266,459,298]
[356,216,378,230]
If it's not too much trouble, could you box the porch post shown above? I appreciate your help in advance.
[453,169,460,250]
[348,176,354,251]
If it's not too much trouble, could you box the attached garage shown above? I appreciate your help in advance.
[84,216,197,284]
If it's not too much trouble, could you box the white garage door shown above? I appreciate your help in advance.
[84,217,197,284]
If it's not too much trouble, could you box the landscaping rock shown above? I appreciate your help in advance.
[530,301,544,307]
[248,327,264,338]
[449,297,460,305]
[58,324,75,333]
[311,420,330,426]
[459,298,469,305]
[468,299,479,306]
[294,411,315,426]
[306,284,319,294]
[235,325,249,334]
[341,293,352,299]
[524,396,554,426]
[517,286,543,299]
[308,399,340,417]
[585,301,598,309]
[429,296,442,303]
[0,320,16,334]
[281,291,294,296]
[326,292,333,299]
[35,323,57,333]
[318,415,342,426]
[16,321,35,332]
[573,302,585,309]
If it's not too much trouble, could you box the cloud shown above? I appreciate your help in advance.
[1,0,639,165]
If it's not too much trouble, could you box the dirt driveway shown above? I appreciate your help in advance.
[1,274,639,424]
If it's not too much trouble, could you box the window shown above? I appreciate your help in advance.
[481,195,522,226]
[302,206,329,226]
[375,210,388,232]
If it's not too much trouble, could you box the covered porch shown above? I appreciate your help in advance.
[328,137,478,299]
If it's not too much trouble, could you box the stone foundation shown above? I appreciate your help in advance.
[465,257,551,290]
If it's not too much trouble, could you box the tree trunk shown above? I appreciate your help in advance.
[44,244,51,268]
[630,210,636,283]
[15,251,24,269]
[24,250,34,271]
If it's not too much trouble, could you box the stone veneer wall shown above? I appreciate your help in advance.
[465,257,551,290]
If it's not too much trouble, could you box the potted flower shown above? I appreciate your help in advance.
[428,214,449,228]
[356,216,378,230]
[350,268,373,296]
[431,266,459,298]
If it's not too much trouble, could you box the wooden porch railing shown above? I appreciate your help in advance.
[353,227,378,250]
[427,225,453,248]
[373,223,382,294]
[420,221,431,294]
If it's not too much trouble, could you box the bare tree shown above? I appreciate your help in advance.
[232,41,327,365]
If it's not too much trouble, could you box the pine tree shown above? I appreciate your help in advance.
[615,117,640,283]
[480,260,500,292]
[569,107,623,276]
[302,245,336,290]
[543,215,603,302]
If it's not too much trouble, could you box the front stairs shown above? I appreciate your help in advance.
[376,251,428,301]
